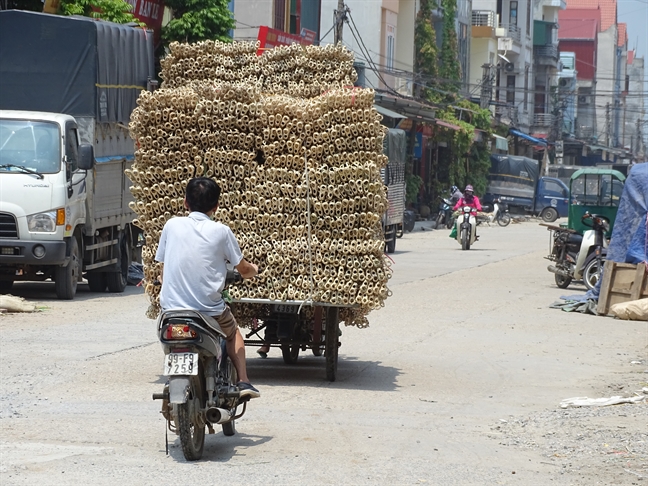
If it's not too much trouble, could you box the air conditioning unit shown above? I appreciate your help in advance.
[578,95,591,104]
[504,62,517,73]
[559,78,568,87]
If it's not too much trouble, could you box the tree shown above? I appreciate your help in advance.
[439,0,461,98]
[59,0,145,25]
[162,0,234,45]
[414,0,439,103]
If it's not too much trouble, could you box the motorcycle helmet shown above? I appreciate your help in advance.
[450,185,458,194]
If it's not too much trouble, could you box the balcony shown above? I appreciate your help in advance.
[534,45,559,68]
[500,24,521,43]
[472,10,496,38]
[533,113,556,128]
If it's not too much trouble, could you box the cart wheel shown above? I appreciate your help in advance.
[281,344,299,364]
[325,307,339,382]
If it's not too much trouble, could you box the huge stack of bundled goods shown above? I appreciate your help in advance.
[127,40,392,328]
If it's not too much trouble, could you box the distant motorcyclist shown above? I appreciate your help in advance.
[449,185,463,205]
[453,184,482,213]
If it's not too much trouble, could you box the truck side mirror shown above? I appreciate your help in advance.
[78,143,95,171]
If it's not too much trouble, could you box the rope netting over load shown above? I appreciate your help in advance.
[128,40,393,328]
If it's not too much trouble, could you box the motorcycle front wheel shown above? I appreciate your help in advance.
[177,373,206,460]
[583,258,603,290]
[222,357,237,437]
[497,213,511,227]
[461,228,470,250]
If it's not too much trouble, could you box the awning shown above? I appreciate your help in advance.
[374,92,437,124]
[493,134,509,151]
[510,129,548,146]
[436,119,461,131]
[374,104,406,120]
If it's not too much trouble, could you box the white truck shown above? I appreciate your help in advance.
[0,11,154,298]
[382,128,406,253]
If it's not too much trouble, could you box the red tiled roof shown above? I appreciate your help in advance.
[628,50,634,64]
[558,18,599,40]
[617,22,627,47]
[565,0,617,32]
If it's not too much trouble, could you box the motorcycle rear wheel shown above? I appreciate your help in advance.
[177,373,205,461]
[554,273,572,289]
[497,213,511,227]
[435,213,444,229]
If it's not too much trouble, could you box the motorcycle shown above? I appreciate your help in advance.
[436,197,456,229]
[545,212,609,290]
[152,270,249,461]
[477,198,511,227]
[455,206,478,250]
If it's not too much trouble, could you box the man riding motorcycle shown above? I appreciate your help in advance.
[155,177,261,399]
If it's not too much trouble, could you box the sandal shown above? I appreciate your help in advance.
[257,345,270,358]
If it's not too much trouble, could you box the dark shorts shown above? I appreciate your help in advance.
[211,306,237,340]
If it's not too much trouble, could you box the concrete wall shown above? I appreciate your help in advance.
[395,0,416,94]
[594,26,618,141]
[232,0,273,41]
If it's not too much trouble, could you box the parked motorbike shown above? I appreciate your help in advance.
[455,206,478,250]
[436,197,455,229]
[152,270,249,461]
[545,212,609,290]
[477,198,511,227]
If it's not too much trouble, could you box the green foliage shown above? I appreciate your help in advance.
[406,173,424,205]
[414,0,439,102]
[162,0,234,45]
[439,0,461,98]
[60,0,146,25]
[436,100,492,196]
[2,0,42,11]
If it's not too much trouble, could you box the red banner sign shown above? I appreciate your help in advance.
[124,0,165,44]
[257,25,314,55]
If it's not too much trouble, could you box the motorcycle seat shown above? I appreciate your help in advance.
[567,233,583,245]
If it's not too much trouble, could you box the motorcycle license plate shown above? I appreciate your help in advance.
[273,304,299,314]
[163,353,199,376]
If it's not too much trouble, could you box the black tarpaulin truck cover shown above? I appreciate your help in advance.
[0,10,154,124]
[486,154,539,200]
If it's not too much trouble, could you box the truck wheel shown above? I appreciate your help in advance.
[325,307,340,382]
[55,238,79,300]
[386,230,396,254]
[281,344,300,364]
[0,280,13,293]
[541,207,559,223]
[106,234,130,293]
[87,273,107,292]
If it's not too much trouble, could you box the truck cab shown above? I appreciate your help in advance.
[534,177,569,222]
[0,111,94,297]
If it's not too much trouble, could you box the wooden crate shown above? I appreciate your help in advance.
[597,261,648,315]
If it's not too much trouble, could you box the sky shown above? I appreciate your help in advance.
[617,0,648,103]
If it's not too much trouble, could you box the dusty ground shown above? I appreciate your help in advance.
[0,220,646,485]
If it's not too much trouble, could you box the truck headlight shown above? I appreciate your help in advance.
[27,211,57,233]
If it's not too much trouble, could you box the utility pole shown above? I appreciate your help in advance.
[334,0,345,45]
[605,102,611,147]
[480,64,493,110]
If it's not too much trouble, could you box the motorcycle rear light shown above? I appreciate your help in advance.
[165,324,197,340]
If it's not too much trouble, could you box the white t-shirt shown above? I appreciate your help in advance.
[155,212,243,315]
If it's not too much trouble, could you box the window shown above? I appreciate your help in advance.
[506,75,516,104]
[543,180,566,196]
[274,0,286,31]
[0,120,60,173]
[289,0,301,35]
[386,24,395,71]
[526,0,531,33]
[65,126,79,173]
[509,1,518,26]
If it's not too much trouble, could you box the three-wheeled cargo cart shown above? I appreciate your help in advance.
[230,298,354,382]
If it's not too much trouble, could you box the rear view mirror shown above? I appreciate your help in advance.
[78,143,95,171]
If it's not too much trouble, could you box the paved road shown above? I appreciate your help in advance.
[1,220,645,485]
